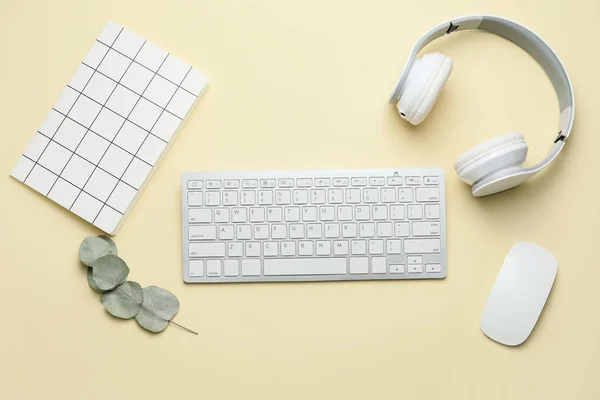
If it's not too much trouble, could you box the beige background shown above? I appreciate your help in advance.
[1,0,599,398]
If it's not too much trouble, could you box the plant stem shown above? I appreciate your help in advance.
[169,320,198,335]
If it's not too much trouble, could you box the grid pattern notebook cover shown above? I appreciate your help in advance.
[10,21,208,235]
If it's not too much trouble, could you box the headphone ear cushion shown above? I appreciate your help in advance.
[454,132,529,185]
[398,53,453,125]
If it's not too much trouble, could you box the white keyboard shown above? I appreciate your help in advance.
[182,169,446,283]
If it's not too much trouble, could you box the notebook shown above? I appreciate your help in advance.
[10,21,208,235]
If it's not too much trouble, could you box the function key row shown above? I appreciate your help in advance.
[187,176,440,190]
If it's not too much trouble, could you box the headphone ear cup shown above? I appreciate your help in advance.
[398,53,453,125]
[454,132,529,185]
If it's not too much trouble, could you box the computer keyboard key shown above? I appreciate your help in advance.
[228,242,243,257]
[206,260,222,277]
[223,191,238,205]
[378,222,393,237]
[426,264,442,273]
[215,208,229,223]
[281,241,296,256]
[390,264,405,273]
[205,191,221,206]
[189,208,212,223]
[307,223,322,239]
[416,188,440,202]
[258,190,273,205]
[290,224,305,239]
[346,188,361,204]
[407,256,423,264]
[315,178,331,187]
[242,179,258,188]
[390,205,405,220]
[224,260,239,276]
[264,258,346,276]
[413,221,441,236]
[363,188,378,203]
[278,178,294,187]
[303,206,318,221]
[359,222,375,238]
[298,241,314,255]
[271,224,287,239]
[189,243,226,257]
[372,257,387,274]
[408,204,423,220]
[189,226,217,240]
[387,177,403,186]
[245,242,261,257]
[316,241,331,255]
[296,178,312,187]
[254,224,269,239]
[261,179,276,188]
[187,192,202,206]
[381,188,396,203]
[311,189,326,204]
[369,240,384,254]
[320,206,335,221]
[387,239,402,254]
[206,180,222,189]
[372,205,388,220]
[404,239,441,253]
[333,177,349,187]
[408,264,423,273]
[224,179,240,189]
[334,240,349,255]
[293,189,309,204]
[350,257,369,274]
[355,206,369,220]
[250,207,265,222]
[369,177,385,186]
[242,259,261,276]
[342,223,357,238]
[237,225,252,239]
[219,225,234,240]
[263,241,278,256]
[337,206,353,221]
[351,177,367,186]
[285,207,301,222]
[267,207,283,222]
[425,204,440,219]
[328,189,343,204]
[351,240,367,255]
[394,222,410,237]
[232,208,247,222]
[187,180,203,189]
[324,223,340,238]
[240,190,256,205]
[424,176,439,185]
[398,188,414,202]
[276,190,291,205]
[406,176,422,185]
[189,260,204,276]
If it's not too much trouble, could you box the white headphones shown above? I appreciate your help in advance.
[389,15,574,196]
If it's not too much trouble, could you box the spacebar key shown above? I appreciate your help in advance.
[264,258,347,276]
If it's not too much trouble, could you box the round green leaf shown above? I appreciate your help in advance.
[87,267,105,292]
[135,286,180,333]
[91,255,129,291]
[79,236,117,266]
[101,281,143,319]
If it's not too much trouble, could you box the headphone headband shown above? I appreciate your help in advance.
[389,15,574,174]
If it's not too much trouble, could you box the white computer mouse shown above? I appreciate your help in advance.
[480,242,557,346]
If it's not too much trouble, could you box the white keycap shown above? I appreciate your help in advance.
[408,256,422,264]
[351,240,367,255]
[293,189,309,204]
[260,179,276,188]
[369,239,384,254]
[307,223,322,239]
[324,223,340,238]
[242,259,261,276]
[328,189,343,204]
[299,240,314,255]
[413,221,441,236]
[390,264,405,273]
[242,179,258,188]
[333,240,349,255]
[424,176,439,185]
[205,191,221,206]
[240,190,256,205]
[189,242,226,257]
[320,206,335,221]
[281,241,296,256]
[398,188,414,202]
[425,204,440,219]
[189,208,212,223]
[416,187,440,202]
[426,264,442,273]
[237,225,252,239]
[189,260,204,276]
[296,178,312,187]
[215,208,229,223]
[316,241,331,255]
[232,208,247,222]
[351,177,367,186]
[381,188,396,203]
[250,207,265,222]
[408,264,423,273]
[350,257,369,274]
[206,180,222,189]
[264,258,346,276]
[224,260,239,276]
[302,206,318,221]
[387,177,403,186]
[224,179,240,189]
[267,207,283,222]
[285,207,300,222]
[378,222,393,237]
[363,188,378,203]
[276,190,291,205]
[333,177,349,187]
[188,180,203,189]
[337,205,353,221]
[408,204,423,220]
[278,178,294,187]
[271,224,287,239]
[189,225,217,240]
[206,260,222,277]
[315,178,331,187]
[372,205,387,220]
[311,189,326,204]
[290,223,305,239]
[258,190,273,205]
[359,222,375,238]
[342,223,357,238]
[263,241,278,256]
[245,242,261,257]
[345,188,361,204]
[387,239,402,254]
[355,205,369,220]
[219,225,234,240]
[187,192,202,206]
[223,191,238,205]
[228,242,243,257]
[372,257,387,274]
[254,224,269,239]
[406,176,422,185]
[404,238,441,253]
[390,205,405,220]
[394,222,410,237]
[369,177,385,186]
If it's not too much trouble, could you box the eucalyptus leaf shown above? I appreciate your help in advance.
[91,255,129,291]
[79,236,117,266]
[102,281,143,319]
[135,286,180,333]
[87,267,104,292]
